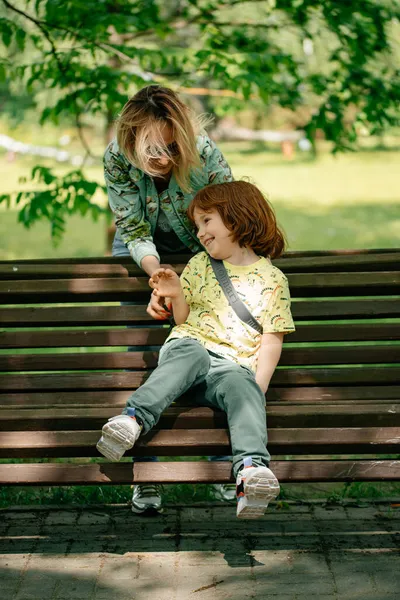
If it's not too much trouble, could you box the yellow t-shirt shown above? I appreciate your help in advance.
[166,251,295,372]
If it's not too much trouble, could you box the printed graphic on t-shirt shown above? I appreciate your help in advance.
[166,252,295,372]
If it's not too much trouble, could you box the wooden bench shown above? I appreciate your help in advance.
[1,250,400,488]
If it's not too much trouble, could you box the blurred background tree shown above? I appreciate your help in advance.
[0,0,399,243]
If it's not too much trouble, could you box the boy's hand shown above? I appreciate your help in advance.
[149,268,182,299]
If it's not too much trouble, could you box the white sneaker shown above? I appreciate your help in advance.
[131,484,162,514]
[236,465,280,519]
[96,415,141,461]
[211,484,237,502]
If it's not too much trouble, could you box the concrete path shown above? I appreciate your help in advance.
[1,501,399,600]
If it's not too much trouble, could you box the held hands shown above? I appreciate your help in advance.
[148,267,189,326]
[146,263,176,321]
[149,268,182,299]
[147,291,171,320]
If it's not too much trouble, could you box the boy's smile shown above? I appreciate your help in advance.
[193,208,259,266]
[194,208,233,260]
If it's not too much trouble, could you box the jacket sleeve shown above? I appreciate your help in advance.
[202,137,234,185]
[104,143,160,267]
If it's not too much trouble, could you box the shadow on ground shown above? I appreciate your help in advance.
[1,503,399,600]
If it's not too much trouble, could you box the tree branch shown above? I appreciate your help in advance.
[1,0,150,70]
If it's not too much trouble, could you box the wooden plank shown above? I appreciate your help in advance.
[1,403,399,431]
[1,272,399,303]
[0,346,398,372]
[2,385,399,407]
[1,298,400,328]
[290,323,400,343]
[0,351,160,371]
[2,345,399,372]
[2,322,400,349]
[0,305,153,327]
[135,459,400,484]
[0,278,151,303]
[274,253,400,273]
[266,385,400,402]
[0,248,396,265]
[1,427,399,458]
[1,253,399,279]
[0,327,168,349]
[293,299,400,319]
[287,271,400,296]
[0,459,399,485]
[0,248,397,260]
[0,264,142,280]
[1,367,399,391]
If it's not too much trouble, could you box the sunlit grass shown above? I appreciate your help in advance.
[1,143,400,259]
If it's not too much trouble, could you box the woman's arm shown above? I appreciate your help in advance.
[104,142,160,269]
[141,256,161,277]
[255,332,284,394]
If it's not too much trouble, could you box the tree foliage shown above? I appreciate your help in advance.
[0,0,399,241]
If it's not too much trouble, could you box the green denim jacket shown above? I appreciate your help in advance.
[104,134,233,266]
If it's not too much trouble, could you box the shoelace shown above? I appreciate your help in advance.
[135,484,160,499]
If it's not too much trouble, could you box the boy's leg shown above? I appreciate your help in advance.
[200,354,279,518]
[125,338,210,432]
[202,355,270,474]
[97,338,210,460]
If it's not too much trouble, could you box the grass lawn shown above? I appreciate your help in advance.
[1,143,399,259]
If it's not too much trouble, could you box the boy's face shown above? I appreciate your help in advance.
[193,208,236,260]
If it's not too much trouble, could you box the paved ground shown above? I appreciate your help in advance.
[0,501,399,600]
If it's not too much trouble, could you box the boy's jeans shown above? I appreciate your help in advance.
[123,337,270,478]
[112,233,231,466]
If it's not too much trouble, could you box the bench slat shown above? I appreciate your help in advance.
[1,427,399,457]
[2,386,399,406]
[1,345,399,372]
[1,252,399,278]
[1,367,399,391]
[0,459,399,485]
[1,322,400,349]
[1,272,399,303]
[1,299,399,327]
[1,403,399,431]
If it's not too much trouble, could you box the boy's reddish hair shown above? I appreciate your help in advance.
[187,181,286,259]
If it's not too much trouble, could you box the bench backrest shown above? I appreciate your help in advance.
[1,250,399,485]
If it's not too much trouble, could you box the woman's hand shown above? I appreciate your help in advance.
[146,290,171,320]
[145,262,176,320]
[149,268,182,298]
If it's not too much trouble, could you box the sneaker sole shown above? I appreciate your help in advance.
[96,420,139,461]
[237,469,280,519]
[131,503,163,515]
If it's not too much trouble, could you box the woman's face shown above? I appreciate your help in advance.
[147,123,178,177]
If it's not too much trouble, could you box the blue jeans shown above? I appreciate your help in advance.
[113,232,158,464]
[112,233,231,466]
[124,338,269,477]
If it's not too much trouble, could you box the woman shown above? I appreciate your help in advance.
[104,85,234,512]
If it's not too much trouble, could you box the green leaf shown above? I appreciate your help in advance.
[0,19,13,47]
[15,27,26,51]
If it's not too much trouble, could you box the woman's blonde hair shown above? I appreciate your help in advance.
[116,85,210,191]
[188,181,286,259]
